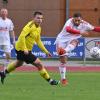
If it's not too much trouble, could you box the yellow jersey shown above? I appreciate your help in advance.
[15,21,49,54]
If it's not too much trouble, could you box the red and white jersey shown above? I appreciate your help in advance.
[0,17,14,45]
[55,18,94,43]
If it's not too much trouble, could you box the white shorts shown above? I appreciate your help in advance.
[0,45,11,53]
[55,39,77,56]
[55,40,71,49]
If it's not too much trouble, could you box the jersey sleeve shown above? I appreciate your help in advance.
[36,33,49,54]
[9,20,14,31]
[18,23,31,50]
[82,21,94,31]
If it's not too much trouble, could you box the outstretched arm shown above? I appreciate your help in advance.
[92,27,100,32]
[66,26,80,34]
[65,26,89,36]
[36,34,52,56]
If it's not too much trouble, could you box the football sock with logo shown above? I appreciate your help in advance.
[59,63,66,79]
[39,68,51,81]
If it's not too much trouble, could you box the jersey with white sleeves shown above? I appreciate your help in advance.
[0,17,14,45]
[55,18,94,43]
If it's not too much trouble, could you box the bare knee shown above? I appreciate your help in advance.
[14,60,24,68]
[5,52,11,60]
[59,56,67,64]
[33,58,44,70]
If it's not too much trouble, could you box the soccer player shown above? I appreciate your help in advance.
[0,8,15,68]
[55,13,100,85]
[0,11,59,85]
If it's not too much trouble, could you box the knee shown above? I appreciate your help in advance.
[60,60,67,64]
[35,62,43,70]
[33,59,43,70]
[59,56,67,64]
[14,61,23,68]
[5,53,11,59]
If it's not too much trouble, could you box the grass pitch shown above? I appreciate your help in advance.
[0,72,100,100]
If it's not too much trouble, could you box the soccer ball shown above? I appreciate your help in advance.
[90,47,100,58]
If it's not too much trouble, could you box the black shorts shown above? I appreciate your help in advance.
[15,50,37,64]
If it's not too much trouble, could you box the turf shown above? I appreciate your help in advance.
[0,72,100,100]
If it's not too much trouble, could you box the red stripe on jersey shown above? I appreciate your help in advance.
[93,27,100,32]
[66,26,80,34]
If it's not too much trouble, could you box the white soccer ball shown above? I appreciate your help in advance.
[90,47,100,58]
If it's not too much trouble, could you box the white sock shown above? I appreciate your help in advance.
[59,63,66,79]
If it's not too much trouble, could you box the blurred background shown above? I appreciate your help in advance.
[0,0,100,37]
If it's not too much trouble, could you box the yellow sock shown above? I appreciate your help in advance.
[7,62,16,73]
[39,68,50,81]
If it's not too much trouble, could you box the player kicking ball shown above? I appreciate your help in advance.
[0,11,59,85]
[55,13,100,86]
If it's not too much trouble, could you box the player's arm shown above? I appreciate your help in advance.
[10,30,15,45]
[65,26,89,36]
[36,34,50,55]
[66,26,81,34]
[80,21,100,32]
[9,20,16,45]
[92,27,100,32]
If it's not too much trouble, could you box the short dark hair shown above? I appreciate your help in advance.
[73,13,82,18]
[33,11,43,17]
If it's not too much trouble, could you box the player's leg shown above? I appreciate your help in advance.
[4,50,25,73]
[3,45,11,69]
[24,52,59,85]
[4,52,10,67]
[59,55,68,85]
[0,60,24,84]
[56,42,68,85]
[32,58,59,85]
[64,39,79,53]
[57,39,78,85]
[0,49,24,84]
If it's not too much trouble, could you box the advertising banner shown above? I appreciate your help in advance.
[85,38,100,58]
[32,37,85,58]
[0,37,85,59]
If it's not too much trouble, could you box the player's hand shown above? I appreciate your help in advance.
[24,50,29,55]
[47,52,52,58]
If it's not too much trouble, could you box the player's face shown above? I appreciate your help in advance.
[0,9,8,19]
[34,14,43,26]
[72,17,82,26]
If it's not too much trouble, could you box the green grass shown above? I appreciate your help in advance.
[0,72,100,100]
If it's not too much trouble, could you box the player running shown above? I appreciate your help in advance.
[0,11,59,85]
[0,8,15,68]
